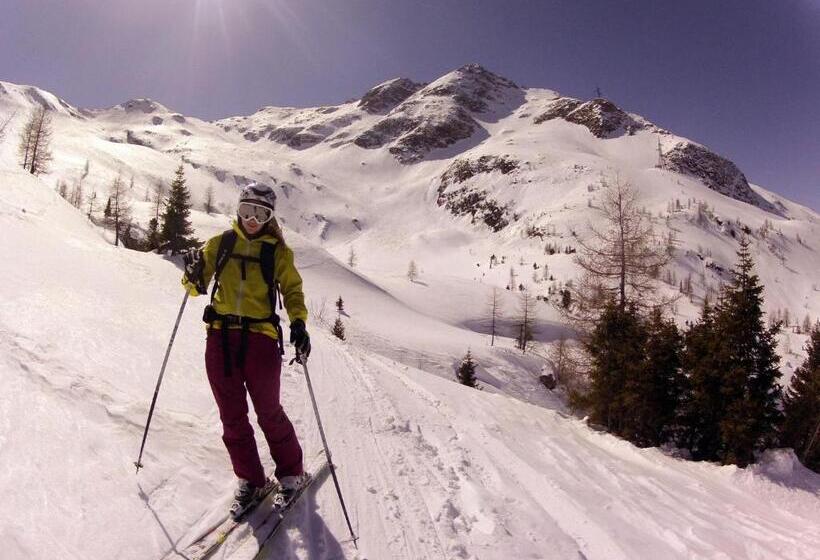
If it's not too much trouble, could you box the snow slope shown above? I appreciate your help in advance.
[2,65,820,558]
[1,167,819,559]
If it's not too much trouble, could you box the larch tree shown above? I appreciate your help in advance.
[569,176,671,329]
[487,287,501,346]
[18,107,54,175]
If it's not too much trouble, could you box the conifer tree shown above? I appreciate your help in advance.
[336,296,345,314]
[331,317,346,340]
[781,327,820,471]
[584,302,647,436]
[714,238,782,466]
[679,300,725,460]
[682,239,782,466]
[160,164,199,254]
[457,350,478,388]
[628,309,683,446]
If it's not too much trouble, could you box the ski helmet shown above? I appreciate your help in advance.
[238,182,276,211]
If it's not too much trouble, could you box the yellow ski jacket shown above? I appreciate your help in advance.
[182,221,308,340]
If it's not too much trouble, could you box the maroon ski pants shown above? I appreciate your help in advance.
[205,329,303,488]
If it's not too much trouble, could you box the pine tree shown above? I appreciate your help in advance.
[628,309,684,446]
[331,317,346,340]
[781,327,820,471]
[584,302,647,436]
[682,239,782,466]
[679,300,725,460]
[457,350,478,388]
[715,238,782,466]
[160,164,199,254]
[336,296,344,314]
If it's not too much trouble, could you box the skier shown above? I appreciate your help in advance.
[181,182,312,519]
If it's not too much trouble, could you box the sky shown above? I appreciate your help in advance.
[1,0,818,210]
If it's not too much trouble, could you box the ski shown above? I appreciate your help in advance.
[251,460,332,560]
[182,478,280,560]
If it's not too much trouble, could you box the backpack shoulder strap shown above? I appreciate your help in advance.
[259,241,285,355]
[210,229,238,303]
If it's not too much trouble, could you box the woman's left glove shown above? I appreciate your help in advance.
[183,248,206,292]
[289,319,311,359]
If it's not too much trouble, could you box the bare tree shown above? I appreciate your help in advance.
[487,287,502,346]
[108,174,132,247]
[516,292,536,353]
[568,176,672,327]
[0,111,15,145]
[347,246,357,268]
[204,185,215,214]
[152,180,167,221]
[86,189,97,219]
[407,260,418,282]
[18,107,54,175]
[546,334,592,407]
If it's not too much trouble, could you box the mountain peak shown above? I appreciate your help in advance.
[358,77,424,115]
[420,64,520,113]
[116,98,171,114]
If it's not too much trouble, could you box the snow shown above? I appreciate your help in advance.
[1,68,819,559]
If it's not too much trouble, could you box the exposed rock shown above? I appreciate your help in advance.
[422,64,519,113]
[436,155,520,231]
[359,78,423,114]
[120,99,166,114]
[662,141,781,215]
[125,130,154,149]
[354,65,522,164]
[533,97,583,124]
[567,98,645,138]
[151,116,163,125]
[440,155,519,186]
[171,114,186,123]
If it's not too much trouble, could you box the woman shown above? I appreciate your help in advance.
[182,182,312,519]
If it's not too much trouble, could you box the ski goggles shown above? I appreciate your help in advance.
[237,202,273,224]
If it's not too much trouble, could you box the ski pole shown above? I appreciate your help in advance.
[134,291,189,474]
[299,354,359,548]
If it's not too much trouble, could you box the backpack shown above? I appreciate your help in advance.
[204,229,285,373]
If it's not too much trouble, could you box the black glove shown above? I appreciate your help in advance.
[290,319,311,359]
[183,248,206,292]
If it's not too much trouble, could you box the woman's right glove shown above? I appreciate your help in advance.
[289,319,311,360]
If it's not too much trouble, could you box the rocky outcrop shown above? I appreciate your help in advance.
[422,63,519,113]
[355,65,522,164]
[535,97,648,138]
[436,155,520,231]
[533,97,583,124]
[662,141,781,215]
[358,78,423,114]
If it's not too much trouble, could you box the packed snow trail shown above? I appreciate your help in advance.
[1,170,819,559]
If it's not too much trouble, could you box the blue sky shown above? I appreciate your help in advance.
[1,0,818,209]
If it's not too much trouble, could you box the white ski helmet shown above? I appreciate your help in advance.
[239,182,276,211]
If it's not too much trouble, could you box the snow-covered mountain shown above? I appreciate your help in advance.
[1,65,819,559]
